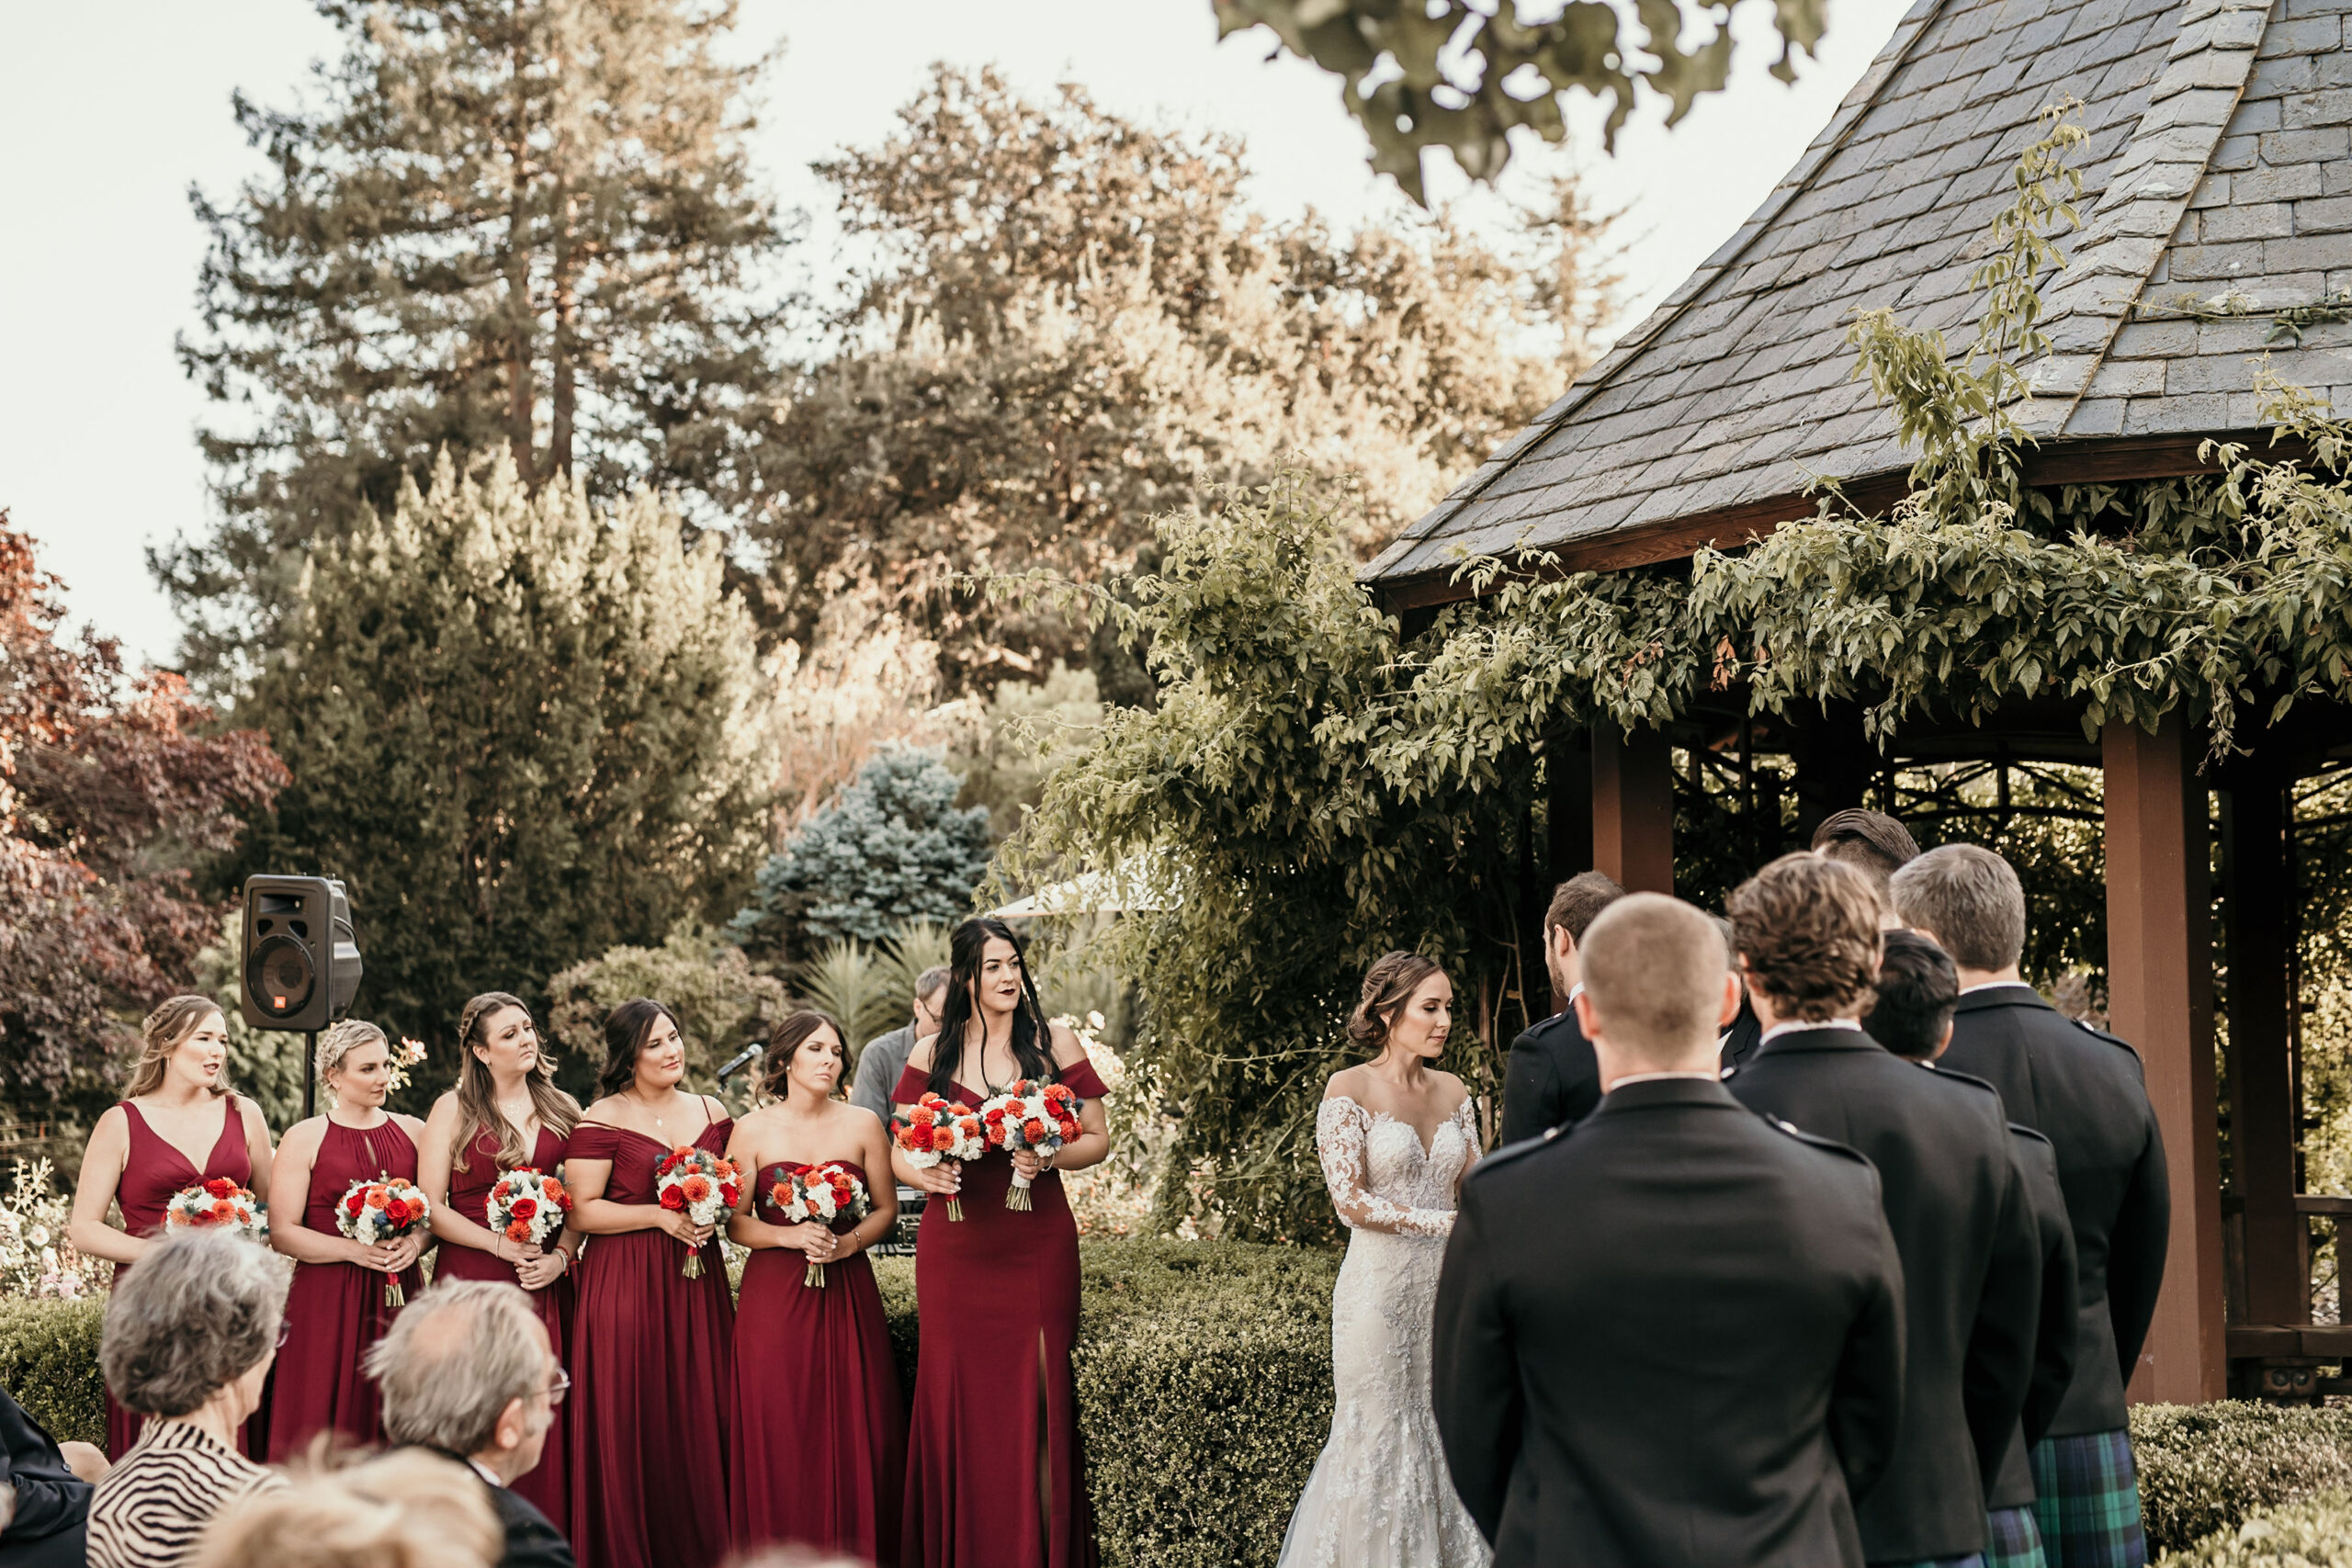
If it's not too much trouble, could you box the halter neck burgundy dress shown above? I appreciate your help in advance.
[436,1122,575,1527]
[729,1157,905,1562]
[106,1096,263,1460]
[268,1116,424,1459]
[893,1055,1112,1568]
[567,1114,735,1568]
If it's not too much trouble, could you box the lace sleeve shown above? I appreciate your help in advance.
[1454,1098,1485,1198]
[1317,1099,1455,1238]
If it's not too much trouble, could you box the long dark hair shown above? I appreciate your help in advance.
[925,918,1055,1100]
[597,998,687,1100]
[761,1010,846,1102]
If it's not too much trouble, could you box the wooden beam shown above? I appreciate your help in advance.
[2105,716,2225,1404]
[1592,722,1674,896]
[2225,763,2304,1328]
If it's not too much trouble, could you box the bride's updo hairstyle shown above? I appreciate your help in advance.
[1348,952,1444,1055]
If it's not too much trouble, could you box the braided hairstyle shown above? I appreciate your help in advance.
[925,919,1056,1102]
[314,1020,388,1105]
[450,992,581,1174]
[1347,952,1445,1057]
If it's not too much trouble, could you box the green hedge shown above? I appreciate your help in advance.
[0,1296,105,1448]
[2132,1401,2352,1559]
[2158,1487,2352,1565]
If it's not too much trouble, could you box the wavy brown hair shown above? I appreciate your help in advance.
[451,993,581,1175]
[124,996,232,1100]
[1729,852,1884,1021]
[1347,953,1445,1055]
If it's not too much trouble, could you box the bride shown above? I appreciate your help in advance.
[1279,951,1490,1568]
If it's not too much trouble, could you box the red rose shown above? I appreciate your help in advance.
[719,1184,740,1208]
[204,1178,237,1200]
[660,1188,686,1211]
[345,1192,366,1216]
[510,1197,537,1220]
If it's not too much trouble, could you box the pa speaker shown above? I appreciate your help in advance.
[239,875,363,1032]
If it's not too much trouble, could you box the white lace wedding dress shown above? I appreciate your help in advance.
[1277,1095,1490,1568]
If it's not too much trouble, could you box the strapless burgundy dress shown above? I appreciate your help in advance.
[268,1118,424,1459]
[105,1097,266,1460]
[435,1124,576,1525]
[893,1059,1111,1568]
[567,1118,735,1568]
[728,1158,905,1562]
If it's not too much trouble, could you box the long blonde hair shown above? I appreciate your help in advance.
[125,997,232,1099]
[451,993,580,1174]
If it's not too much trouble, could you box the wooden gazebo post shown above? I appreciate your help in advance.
[1591,723,1674,896]
[2103,717,2225,1402]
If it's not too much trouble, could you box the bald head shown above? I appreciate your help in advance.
[366,1280,553,1473]
[1575,894,1742,1079]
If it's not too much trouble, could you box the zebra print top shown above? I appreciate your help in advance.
[86,1419,284,1568]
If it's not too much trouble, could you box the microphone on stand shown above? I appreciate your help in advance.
[715,1041,762,1088]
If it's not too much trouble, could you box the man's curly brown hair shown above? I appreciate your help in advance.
[1728,853,1883,1021]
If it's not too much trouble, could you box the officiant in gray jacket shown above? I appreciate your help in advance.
[848,965,951,1122]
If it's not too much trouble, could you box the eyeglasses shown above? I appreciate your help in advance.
[541,1369,571,1408]
[275,1317,293,1350]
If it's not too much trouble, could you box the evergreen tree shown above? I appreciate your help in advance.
[730,746,993,953]
[168,0,791,687]
[235,450,773,1050]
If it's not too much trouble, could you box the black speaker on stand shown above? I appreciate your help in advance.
[237,875,364,1118]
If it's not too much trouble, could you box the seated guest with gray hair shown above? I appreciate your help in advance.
[194,1447,502,1568]
[87,1231,288,1568]
[365,1279,575,1568]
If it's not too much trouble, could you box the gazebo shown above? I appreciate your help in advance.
[1364,0,2352,1403]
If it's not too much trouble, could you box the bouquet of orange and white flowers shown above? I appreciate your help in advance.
[766,1161,871,1287]
[653,1146,740,1279]
[164,1177,267,1240]
[334,1177,431,1306]
[978,1080,1084,1211]
[486,1168,571,1254]
[891,1093,987,1221]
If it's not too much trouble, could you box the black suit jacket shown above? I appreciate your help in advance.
[1990,1122,2080,1510]
[420,1449,576,1568]
[0,1387,88,1568]
[1434,1077,1906,1568]
[1719,994,1764,1076]
[1941,986,2171,1434]
[1728,1029,2041,1563]
[1498,1006,1600,1145]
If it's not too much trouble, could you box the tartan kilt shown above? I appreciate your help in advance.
[1985,1505,2051,1568]
[2030,1428,2148,1568]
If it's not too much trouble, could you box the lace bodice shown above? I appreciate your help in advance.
[1315,1096,1478,1238]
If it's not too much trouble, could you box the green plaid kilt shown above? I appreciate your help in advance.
[1985,1505,2051,1568]
[1868,1554,1985,1567]
[2030,1428,2147,1568]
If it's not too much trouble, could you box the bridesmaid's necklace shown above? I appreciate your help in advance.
[625,1086,677,1131]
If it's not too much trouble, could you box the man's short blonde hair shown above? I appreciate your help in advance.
[1578,894,1730,1066]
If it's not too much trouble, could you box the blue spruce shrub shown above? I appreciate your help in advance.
[730,745,993,948]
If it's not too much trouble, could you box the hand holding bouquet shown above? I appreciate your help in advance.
[768,1162,871,1287]
[486,1168,571,1255]
[978,1080,1084,1211]
[334,1177,431,1306]
[164,1178,267,1240]
[891,1094,986,1221]
[654,1146,741,1279]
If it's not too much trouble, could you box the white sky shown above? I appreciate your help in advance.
[0,0,1910,666]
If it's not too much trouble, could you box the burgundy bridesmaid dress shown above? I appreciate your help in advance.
[728,1159,905,1562]
[267,1118,424,1460]
[106,1097,265,1461]
[435,1125,576,1526]
[894,1058,1112,1568]
[566,1118,736,1568]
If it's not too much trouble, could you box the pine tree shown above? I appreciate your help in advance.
[168,0,790,687]
[233,451,773,1049]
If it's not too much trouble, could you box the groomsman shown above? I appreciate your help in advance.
[1434,893,1906,1568]
[1812,807,1921,923]
[1498,871,1623,1144]
[1892,845,2169,1568]
[1728,854,2041,1568]
[1867,930,2080,1568]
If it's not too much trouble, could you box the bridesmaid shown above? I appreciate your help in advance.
[726,1010,903,1562]
[68,995,276,1459]
[566,998,736,1568]
[418,990,582,1525]
[891,917,1113,1568]
[266,1021,429,1458]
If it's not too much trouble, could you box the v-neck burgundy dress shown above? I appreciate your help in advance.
[567,1116,736,1568]
[435,1123,576,1526]
[268,1117,424,1459]
[729,1157,905,1562]
[893,1057,1112,1568]
[105,1097,264,1460]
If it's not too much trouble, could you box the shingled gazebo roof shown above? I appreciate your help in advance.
[1365,0,2352,604]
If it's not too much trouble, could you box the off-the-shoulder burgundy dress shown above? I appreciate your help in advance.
[893,1057,1112,1568]
[729,1157,905,1562]
[567,1116,735,1568]
[268,1117,424,1459]
[435,1124,575,1526]
[105,1097,266,1460]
